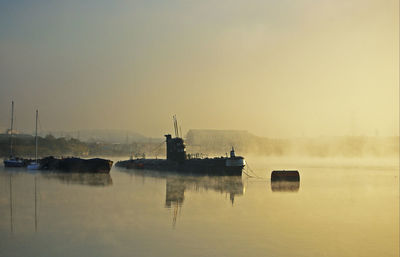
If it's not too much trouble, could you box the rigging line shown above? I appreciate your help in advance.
[150,142,164,154]
[145,140,166,155]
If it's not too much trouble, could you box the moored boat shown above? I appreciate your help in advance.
[27,109,40,170]
[27,162,40,170]
[4,101,28,168]
[4,158,26,167]
[116,118,246,176]
[40,156,113,173]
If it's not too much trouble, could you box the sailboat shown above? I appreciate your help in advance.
[27,110,40,170]
[4,101,25,168]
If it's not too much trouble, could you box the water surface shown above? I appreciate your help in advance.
[0,157,398,257]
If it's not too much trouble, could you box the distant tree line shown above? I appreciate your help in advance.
[0,134,166,158]
[1,131,398,159]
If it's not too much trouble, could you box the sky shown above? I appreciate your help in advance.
[0,0,398,138]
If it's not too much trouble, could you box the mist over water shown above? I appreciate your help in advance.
[185,130,399,158]
[0,155,398,257]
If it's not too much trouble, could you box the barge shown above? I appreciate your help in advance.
[39,156,113,173]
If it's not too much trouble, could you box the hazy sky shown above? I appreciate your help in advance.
[0,0,398,138]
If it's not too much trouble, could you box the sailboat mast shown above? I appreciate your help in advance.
[35,110,38,162]
[10,101,14,157]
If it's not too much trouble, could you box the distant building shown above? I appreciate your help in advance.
[5,129,19,135]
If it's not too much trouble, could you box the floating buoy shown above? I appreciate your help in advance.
[271,170,300,182]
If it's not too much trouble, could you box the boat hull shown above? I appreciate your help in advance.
[27,162,40,170]
[116,158,244,176]
[4,159,28,168]
[40,157,113,173]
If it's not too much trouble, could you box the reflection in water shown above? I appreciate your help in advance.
[117,168,244,227]
[34,176,38,232]
[165,178,185,207]
[9,175,13,233]
[1,162,398,257]
[165,175,244,227]
[7,174,39,233]
[271,181,300,192]
[165,176,244,206]
[40,172,113,187]
[5,172,111,234]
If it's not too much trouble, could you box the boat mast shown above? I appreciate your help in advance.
[9,101,14,157]
[35,110,38,162]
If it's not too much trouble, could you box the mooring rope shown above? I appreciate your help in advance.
[243,169,258,178]
[243,162,266,179]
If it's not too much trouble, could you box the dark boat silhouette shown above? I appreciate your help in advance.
[116,117,245,176]
[39,156,113,173]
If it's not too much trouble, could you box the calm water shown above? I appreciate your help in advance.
[0,157,398,257]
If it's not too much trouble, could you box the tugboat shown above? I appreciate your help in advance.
[116,117,246,176]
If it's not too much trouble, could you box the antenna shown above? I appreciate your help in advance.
[172,115,175,136]
[176,116,179,137]
[175,117,179,137]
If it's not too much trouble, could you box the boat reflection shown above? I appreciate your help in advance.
[40,172,113,187]
[270,181,300,192]
[165,176,244,207]
[116,168,244,227]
